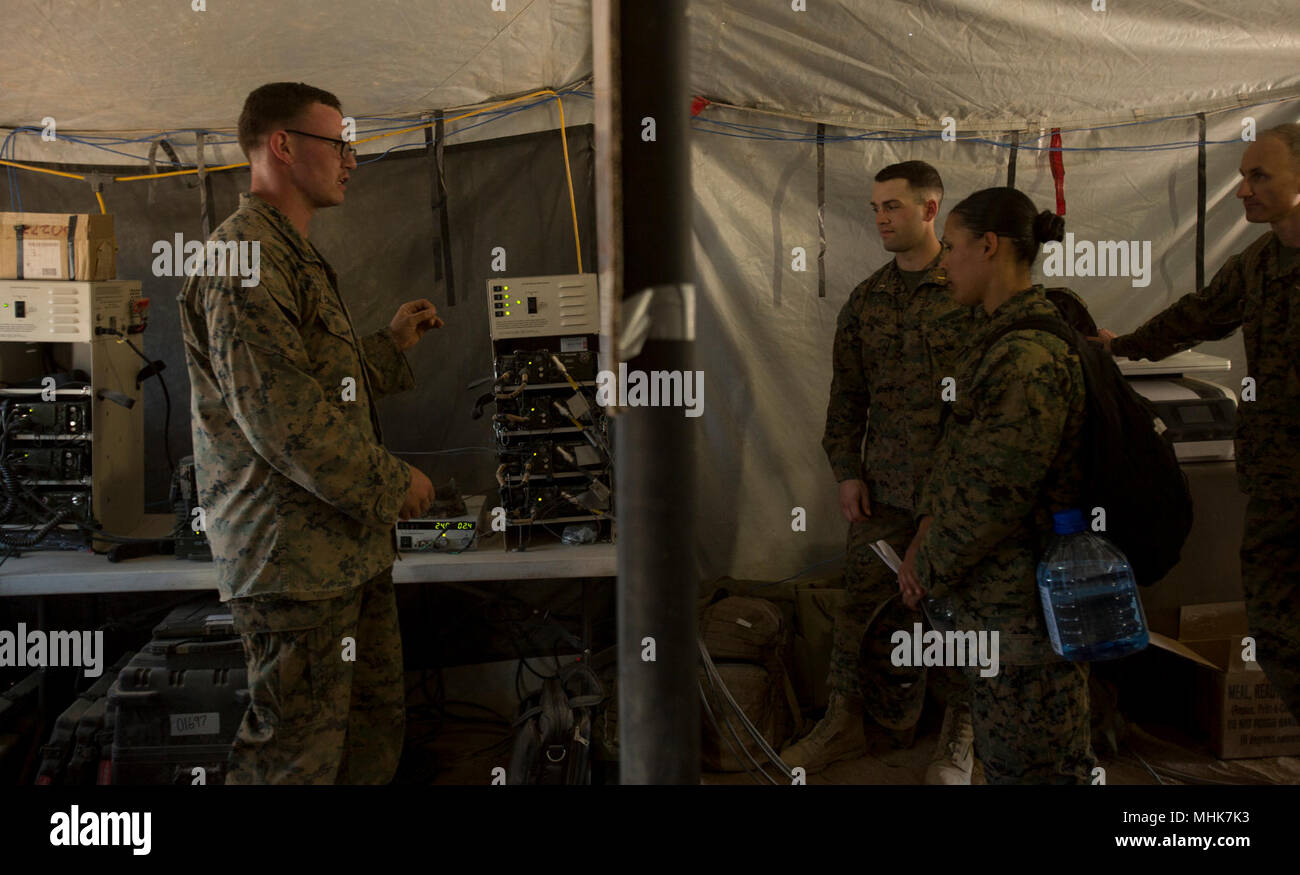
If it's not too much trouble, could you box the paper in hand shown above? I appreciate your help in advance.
[869,539,902,573]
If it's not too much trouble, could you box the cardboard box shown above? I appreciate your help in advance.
[1149,601,1300,759]
[0,212,116,281]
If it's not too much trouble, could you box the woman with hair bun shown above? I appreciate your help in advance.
[896,187,1097,784]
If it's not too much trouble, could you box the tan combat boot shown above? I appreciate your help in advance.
[924,703,974,785]
[779,691,867,774]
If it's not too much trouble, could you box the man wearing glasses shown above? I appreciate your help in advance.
[177,82,441,784]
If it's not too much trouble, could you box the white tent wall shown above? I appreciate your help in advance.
[689,97,1298,583]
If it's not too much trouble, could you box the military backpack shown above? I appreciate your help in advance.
[952,314,1193,587]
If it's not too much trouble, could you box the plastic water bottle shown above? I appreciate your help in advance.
[1036,508,1149,661]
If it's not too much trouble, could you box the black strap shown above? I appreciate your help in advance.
[982,315,1077,360]
[512,661,606,726]
[14,224,24,279]
[1006,130,1019,188]
[817,122,826,298]
[134,358,166,390]
[66,214,77,279]
[427,112,456,307]
[1195,112,1206,291]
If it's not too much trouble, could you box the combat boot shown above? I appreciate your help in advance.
[924,703,974,785]
[779,691,867,774]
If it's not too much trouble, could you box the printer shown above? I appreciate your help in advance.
[1117,350,1237,462]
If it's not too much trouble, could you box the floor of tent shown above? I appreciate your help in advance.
[396,702,1300,785]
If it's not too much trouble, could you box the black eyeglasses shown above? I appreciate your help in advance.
[285,129,357,159]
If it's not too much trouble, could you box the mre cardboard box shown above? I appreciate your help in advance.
[0,212,116,281]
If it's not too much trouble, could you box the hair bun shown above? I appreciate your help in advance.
[1033,210,1065,244]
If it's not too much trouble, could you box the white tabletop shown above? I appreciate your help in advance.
[0,537,617,597]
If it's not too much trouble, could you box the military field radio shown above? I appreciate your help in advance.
[480,273,614,549]
[0,279,148,551]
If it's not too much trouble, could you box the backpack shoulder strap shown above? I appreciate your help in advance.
[981,315,1078,362]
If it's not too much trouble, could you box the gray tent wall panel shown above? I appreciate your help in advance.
[4,125,595,516]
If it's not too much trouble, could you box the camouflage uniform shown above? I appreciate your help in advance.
[914,285,1096,784]
[1111,232,1300,722]
[822,251,976,729]
[226,568,405,785]
[177,193,414,783]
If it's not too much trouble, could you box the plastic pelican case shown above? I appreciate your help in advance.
[37,651,134,785]
[108,599,249,785]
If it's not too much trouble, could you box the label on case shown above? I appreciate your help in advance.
[170,712,220,737]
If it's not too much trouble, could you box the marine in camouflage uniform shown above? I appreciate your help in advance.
[914,285,1097,784]
[821,250,976,732]
[177,193,415,784]
[1111,231,1300,723]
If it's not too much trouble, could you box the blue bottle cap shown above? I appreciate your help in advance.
[1052,508,1086,534]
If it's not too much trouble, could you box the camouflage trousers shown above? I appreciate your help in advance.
[832,502,967,730]
[967,661,1096,785]
[1240,497,1300,723]
[226,568,405,785]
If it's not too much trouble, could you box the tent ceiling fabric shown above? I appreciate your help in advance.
[1,0,593,132]
[688,0,1299,128]
[3,1,1295,139]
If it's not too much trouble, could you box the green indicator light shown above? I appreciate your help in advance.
[505,310,510,316]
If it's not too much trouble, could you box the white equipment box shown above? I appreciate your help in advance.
[0,281,146,544]
[1130,377,1237,462]
[1119,350,1236,462]
[487,274,598,340]
[0,279,142,343]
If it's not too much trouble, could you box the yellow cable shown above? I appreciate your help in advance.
[95,191,106,214]
[114,162,248,181]
[554,94,583,274]
[2,87,585,263]
[0,159,85,180]
[112,89,566,182]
